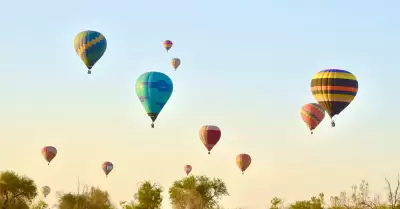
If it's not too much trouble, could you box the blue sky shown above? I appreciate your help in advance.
[0,0,399,208]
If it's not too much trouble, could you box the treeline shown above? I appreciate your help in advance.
[1,170,400,209]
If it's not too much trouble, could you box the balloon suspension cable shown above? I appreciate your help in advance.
[151,123,154,128]
[331,120,336,127]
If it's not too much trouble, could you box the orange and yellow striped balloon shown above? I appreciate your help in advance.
[300,103,325,134]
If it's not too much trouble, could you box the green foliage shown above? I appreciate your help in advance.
[56,186,115,209]
[120,180,163,209]
[0,170,37,209]
[169,175,229,209]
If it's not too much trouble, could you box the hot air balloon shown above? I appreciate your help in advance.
[311,69,358,127]
[102,161,113,177]
[236,154,251,175]
[41,186,51,198]
[163,40,173,52]
[135,71,173,128]
[74,30,107,74]
[199,125,221,154]
[184,165,192,176]
[171,58,181,70]
[41,146,57,165]
[301,103,325,134]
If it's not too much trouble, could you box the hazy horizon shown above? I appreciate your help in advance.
[1,0,400,208]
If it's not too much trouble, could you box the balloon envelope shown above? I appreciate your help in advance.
[171,58,181,70]
[41,186,51,198]
[301,103,325,134]
[199,125,221,154]
[135,71,173,127]
[184,165,192,175]
[41,146,57,164]
[163,40,173,51]
[74,30,107,73]
[236,154,251,174]
[102,161,113,176]
[311,69,358,119]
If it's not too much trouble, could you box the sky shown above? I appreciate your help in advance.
[0,0,400,208]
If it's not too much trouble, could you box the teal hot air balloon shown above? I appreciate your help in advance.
[74,30,107,74]
[136,71,173,128]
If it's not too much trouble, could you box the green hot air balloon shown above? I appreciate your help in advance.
[136,71,173,128]
[74,30,107,74]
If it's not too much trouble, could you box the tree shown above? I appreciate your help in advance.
[328,180,381,209]
[121,181,163,209]
[288,193,324,209]
[269,197,284,209]
[169,175,229,209]
[30,200,49,209]
[56,185,115,209]
[0,171,38,209]
[384,175,400,209]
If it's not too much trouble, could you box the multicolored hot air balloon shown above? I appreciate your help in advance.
[199,125,221,154]
[102,161,113,177]
[136,71,174,128]
[74,30,107,74]
[184,165,192,176]
[41,186,51,198]
[236,154,251,175]
[301,103,325,134]
[163,40,173,52]
[41,146,57,165]
[171,58,181,70]
[311,69,358,127]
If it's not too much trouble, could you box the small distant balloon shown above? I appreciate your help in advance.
[163,40,173,52]
[41,146,57,165]
[74,30,107,74]
[236,154,251,175]
[311,69,358,127]
[300,103,325,134]
[171,58,181,70]
[41,186,51,198]
[135,71,174,128]
[184,165,192,176]
[102,161,113,177]
[199,125,221,154]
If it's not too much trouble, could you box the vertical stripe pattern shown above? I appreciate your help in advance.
[199,125,221,154]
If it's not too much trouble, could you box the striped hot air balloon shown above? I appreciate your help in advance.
[41,146,57,165]
[300,103,325,134]
[184,165,192,176]
[163,40,173,52]
[311,69,358,127]
[74,30,107,74]
[236,154,252,175]
[199,125,221,154]
[171,58,181,70]
[102,161,113,177]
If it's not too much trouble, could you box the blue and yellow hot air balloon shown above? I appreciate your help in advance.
[136,71,173,128]
[311,69,358,127]
[74,30,107,74]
